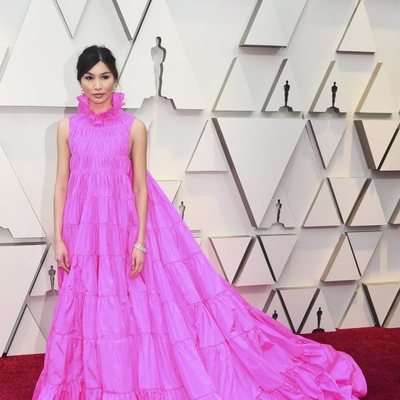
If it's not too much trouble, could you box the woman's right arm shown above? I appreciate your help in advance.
[53,117,71,273]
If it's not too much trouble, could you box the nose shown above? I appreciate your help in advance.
[94,78,102,90]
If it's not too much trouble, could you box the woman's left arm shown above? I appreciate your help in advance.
[130,117,148,277]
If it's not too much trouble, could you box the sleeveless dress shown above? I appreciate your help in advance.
[32,91,367,400]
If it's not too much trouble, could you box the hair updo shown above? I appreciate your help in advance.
[76,45,119,82]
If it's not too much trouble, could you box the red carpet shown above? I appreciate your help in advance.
[0,327,398,399]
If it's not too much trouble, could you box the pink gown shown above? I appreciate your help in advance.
[32,91,367,400]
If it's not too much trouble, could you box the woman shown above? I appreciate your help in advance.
[32,45,367,399]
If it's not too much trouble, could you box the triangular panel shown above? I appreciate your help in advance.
[347,231,382,276]
[354,119,399,170]
[263,290,292,330]
[300,291,336,333]
[215,118,305,227]
[349,180,386,226]
[240,0,286,47]
[310,61,351,113]
[0,144,46,238]
[113,0,149,40]
[356,63,397,113]
[337,0,376,54]
[209,236,251,283]
[321,234,360,282]
[363,282,400,326]
[0,244,46,354]
[55,0,88,37]
[235,241,274,286]
[380,132,400,171]
[278,287,318,333]
[303,180,341,227]
[120,0,204,109]
[8,307,46,355]
[264,59,304,112]
[340,286,375,328]
[328,177,366,224]
[214,57,255,111]
[309,119,347,168]
[186,120,228,172]
[259,234,298,281]
[157,180,181,203]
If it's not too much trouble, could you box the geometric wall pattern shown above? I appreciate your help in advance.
[2,0,400,356]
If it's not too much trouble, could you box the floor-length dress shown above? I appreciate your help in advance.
[32,91,367,400]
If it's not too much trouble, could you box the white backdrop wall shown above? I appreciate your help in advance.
[1,0,400,356]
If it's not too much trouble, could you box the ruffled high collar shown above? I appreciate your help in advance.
[76,91,125,126]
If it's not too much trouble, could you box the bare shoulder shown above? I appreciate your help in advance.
[57,117,70,140]
[130,116,147,142]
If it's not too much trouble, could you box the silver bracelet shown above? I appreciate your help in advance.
[134,242,147,253]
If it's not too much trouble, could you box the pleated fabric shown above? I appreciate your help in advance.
[32,92,367,400]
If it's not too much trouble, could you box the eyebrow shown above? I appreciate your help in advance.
[84,72,111,75]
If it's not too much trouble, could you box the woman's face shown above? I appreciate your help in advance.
[80,61,116,106]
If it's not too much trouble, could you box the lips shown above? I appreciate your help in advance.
[93,93,104,97]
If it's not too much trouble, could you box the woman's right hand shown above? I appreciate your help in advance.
[54,239,70,273]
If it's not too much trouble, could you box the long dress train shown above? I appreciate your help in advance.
[32,91,367,400]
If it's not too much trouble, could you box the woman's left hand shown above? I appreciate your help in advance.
[130,247,145,278]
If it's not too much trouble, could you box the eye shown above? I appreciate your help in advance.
[84,76,92,81]
[102,75,110,80]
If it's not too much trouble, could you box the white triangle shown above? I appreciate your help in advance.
[121,0,204,110]
[55,0,88,37]
[349,180,386,226]
[0,144,46,238]
[241,0,286,47]
[329,177,366,223]
[347,231,382,275]
[0,244,46,353]
[8,307,46,355]
[215,57,255,111]
[272,0,307,45]
[114,0,149,39]
[322,234,360,282]
[31,246,59,296]
[235,241,274,286]
[303,180,341,227]
[300,291,336,333]
[364,282,400,326]
[390,200,400,224]
[381,133,400,171]
[310,61,351,113]
[0,44,7,70]
[263,290,292,330]
[355,120,398,169]
[186,120,228,172]
[200,238,229,279]
[156,180,181,203]
[278,287,318,332]
[237,286,273,310]
[385,295,400,328]
[264,59,304,112]
[218,118,305,226]
[0,0,130,106]
[309,119,347,168]
[0,0,75,105]
[340,286,374,328]
[26,291,59,340]
[337,0,376,54]
[260,188,296,228]
[356,63,397,113]
[259,234,298,281]
[322,283,358,327]
[210,236,251,283]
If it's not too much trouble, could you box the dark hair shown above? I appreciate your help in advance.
[76,45,119,82]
